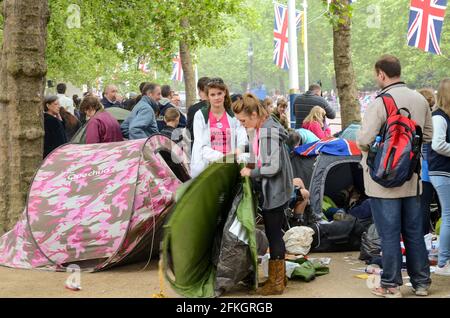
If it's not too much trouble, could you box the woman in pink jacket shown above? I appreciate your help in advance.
[80,95,124,144]
[301,106,331,139]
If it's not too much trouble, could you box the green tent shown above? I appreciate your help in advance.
[163,160,258,298]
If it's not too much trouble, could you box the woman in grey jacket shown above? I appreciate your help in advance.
[233,93,293,295]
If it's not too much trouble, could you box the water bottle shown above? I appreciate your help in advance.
[366,264,383,275]
[370,136,382,153]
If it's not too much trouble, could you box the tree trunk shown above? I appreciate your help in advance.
[331,0,360,129]
[179,18,197,109]
[0,0,49,233]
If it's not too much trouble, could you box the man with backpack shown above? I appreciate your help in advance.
[357,55,433,298]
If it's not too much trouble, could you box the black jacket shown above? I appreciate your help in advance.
[186,100,207,145]
[429,109,450,176]
[43,113,68,158]
[101,97,122,109]
[160,126,183,143]
[293,91,336,128]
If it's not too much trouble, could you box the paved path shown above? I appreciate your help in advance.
[1,251,449,298]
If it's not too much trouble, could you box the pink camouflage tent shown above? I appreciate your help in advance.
[0,134,190,271]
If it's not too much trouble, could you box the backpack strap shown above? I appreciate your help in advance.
[380,93,398,118]
[201,103,235,125]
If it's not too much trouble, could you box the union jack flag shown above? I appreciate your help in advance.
[171,54,183,82]
[294,138,361,157]
[273,3,302,70]
[407,0,448,55]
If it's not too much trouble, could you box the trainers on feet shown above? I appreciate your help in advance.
[413,286,429,296]
[371,286,402,298]
[435,261,450,276]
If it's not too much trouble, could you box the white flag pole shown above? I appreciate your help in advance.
[287,0,300,128]
[303,0,309,90]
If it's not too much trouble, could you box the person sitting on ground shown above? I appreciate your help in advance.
[121,83,159,140]
[288,178,310,225]
[271,98,289,130]
[302,106,331,139]
[80,95,124,144]
[43,96,68,158]
[160,108,183,144]
[286,129,320,153]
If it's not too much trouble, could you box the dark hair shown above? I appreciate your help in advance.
[142,83,159,96]
[72,95,81,108]
[231,94,243,103]
[197,77,211,92]
[375,54,401,78]
[80,95,103,113]
[43,95,59,112]
[56,83,67,94]
[139,82,149,94]
[205,78,232,111]
[123,98,137,111]
[59,107,80,132]
[286,130,301,151]
[164,108,180,122]
[308,83,321,92]
[161,85,172,98]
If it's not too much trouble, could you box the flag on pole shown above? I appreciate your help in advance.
[407,0,448,55]
[171,54,183,82]
[273,3,302,70]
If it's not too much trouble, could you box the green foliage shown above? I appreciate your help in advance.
[199,0,450,93]
[44,0,250,90]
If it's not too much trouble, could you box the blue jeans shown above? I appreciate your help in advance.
[370,197,431,289]
[430,176,450,267]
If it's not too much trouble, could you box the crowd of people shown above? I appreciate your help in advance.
[41,54,450,298]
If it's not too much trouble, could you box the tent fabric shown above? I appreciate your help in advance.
[290,153,316,190]
[294,138,361,157]
[163,160,257,298]
[309,155,362,221]
[338,123,361,141]
[0,135,189,271]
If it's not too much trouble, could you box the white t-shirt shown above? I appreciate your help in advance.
[57,94,75,115]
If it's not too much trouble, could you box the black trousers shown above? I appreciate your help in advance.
[262,203,287,260]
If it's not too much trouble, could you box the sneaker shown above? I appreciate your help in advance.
[435,261,450,276]
[371,286,403,298]
[413,286,429,296]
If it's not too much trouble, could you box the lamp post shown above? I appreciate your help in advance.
[248,41,254,91]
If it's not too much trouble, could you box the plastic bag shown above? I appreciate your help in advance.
[283,226,315,255]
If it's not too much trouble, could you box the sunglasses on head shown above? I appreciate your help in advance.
[207,78,224,86]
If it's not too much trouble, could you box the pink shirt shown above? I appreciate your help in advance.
[209,111,231,154]
[252,128,262,168]
[302,121,331,139]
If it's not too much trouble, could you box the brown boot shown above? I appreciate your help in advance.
[258,259,285,295]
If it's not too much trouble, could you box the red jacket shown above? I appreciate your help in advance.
[86,111,124,144]
[302,121,331,139]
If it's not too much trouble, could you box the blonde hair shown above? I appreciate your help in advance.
[304,106,326,126]
[437,78,450,117]
[418,88,435,109]
[232,93,269,118]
